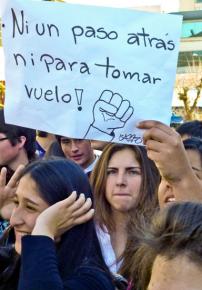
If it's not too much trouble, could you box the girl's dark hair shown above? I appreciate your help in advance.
[19,158,109,278]
[0,226,19,290]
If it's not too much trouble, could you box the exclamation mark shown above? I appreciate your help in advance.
[75,89,83,111]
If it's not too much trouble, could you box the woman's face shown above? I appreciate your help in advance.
[105,148,142,213]
[158,149,202,208]
[10,174,49,254]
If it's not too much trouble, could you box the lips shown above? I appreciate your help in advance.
[70,154,83,161]
[164,195,176,204]
[113,193,131,196]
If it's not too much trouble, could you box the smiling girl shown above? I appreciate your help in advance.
[0,158,115,290]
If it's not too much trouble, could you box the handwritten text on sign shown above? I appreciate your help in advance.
[1,0,182,144]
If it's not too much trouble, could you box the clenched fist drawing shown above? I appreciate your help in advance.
[84,90,134,141]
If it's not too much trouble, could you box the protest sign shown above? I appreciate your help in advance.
[1,0,182,144]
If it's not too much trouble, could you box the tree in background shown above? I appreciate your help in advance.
[175,56,202,120]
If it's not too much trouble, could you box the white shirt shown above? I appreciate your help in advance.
[84,150,101,175]
[96,225,122,273]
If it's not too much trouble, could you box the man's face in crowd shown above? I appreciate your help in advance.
[60,138,94,170]
[0,132,21,167]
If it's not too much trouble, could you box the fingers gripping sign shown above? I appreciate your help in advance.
[84,89,134,141]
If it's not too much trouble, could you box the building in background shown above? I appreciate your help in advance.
[172,0,202,121]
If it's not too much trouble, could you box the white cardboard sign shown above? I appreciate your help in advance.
[1,0,182,144]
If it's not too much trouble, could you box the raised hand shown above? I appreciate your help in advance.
[138,120,202,203]
[32,191,94,240]
[137,120,188,182]
[0,165,24,220]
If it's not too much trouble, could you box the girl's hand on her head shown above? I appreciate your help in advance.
[32,191,94,240]
[0,165,24,219]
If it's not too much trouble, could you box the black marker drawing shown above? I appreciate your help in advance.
[75,88,83,111]
[84,89,134,141]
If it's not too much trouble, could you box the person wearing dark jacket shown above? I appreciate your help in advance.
[0,158,115,290]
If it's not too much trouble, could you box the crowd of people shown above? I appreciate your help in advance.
[1,107,202,290]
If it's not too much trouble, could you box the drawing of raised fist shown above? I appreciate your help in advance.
[84,90,134,141]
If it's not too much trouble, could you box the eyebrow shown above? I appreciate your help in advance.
[14,194,39,206]
[23,198,39,206]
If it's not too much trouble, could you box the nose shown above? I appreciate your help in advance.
[10,207,24,227]
[71,141,79,152]
[116,171,126,186]
[164,180,172,191]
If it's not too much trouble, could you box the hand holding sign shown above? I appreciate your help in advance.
[84,89,133,141]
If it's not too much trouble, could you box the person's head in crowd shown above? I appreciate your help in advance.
[1,158,110,288]
[176,120,202,140]
[11,159,95,254]
[56,136,96,171]
[36,130,56,158]
[129,202,202,290]
[91,143,160,230]
[45,139,65,158]
[90,143,160,273]
[158,137,202,208]
[0,109,36,172]
[183,137,202,180]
